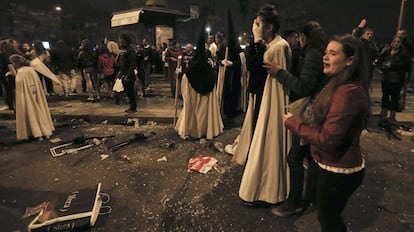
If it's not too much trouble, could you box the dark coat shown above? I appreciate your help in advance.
[275,47,324,102]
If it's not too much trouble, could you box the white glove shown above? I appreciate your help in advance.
[221,59,233,66]
[175,67,182,75]
[252,19,263,43]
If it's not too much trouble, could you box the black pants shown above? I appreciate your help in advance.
[223,73,241,119]
[316,167,364,232]
[286,134,316,208]
[1,75,15,110]
[381,81,403,111]
[39,74,54,94]
[122,76,137,110]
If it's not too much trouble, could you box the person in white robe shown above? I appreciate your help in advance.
[10,54,54,140]
[175,22,224,140]
[238,4,292,205]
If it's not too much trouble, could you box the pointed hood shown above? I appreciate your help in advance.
[186,21,217,95]
[227,10,240,61]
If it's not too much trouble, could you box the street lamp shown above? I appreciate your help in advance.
[55,6,62,12]
[206,26,211,36]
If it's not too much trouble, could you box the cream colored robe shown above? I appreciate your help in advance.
[15,66,54,140]
[239,36,292,204]
[175,74,224,139]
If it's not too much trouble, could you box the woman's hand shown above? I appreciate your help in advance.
[283,112,294,123]
[263,61,281,75]
[252,19,263,43]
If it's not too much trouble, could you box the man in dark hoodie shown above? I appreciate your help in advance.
[50,40,76,96]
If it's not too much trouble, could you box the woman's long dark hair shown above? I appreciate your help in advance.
[312,34,370,125]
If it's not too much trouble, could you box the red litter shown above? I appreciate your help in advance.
[187,156,217,174]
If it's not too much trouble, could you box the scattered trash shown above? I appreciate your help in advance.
[397,130,414,136]
[411,149,414,153]
[49,138,62,143]
[50,135,115,157]
[22,202,48,219]
[64,103,72,107]
[146,121,157,127]
[108,133,147,152]
[50,142,94,157]
[134,119,139,129]
[101,120,108,124]
[157,156,168,162]
[100,154,109,160]
[212,142,224,153]
[121,154,132,162]
[213,165,225,174]
[187,156,218,174]
[165,142,175,149]
[199,139,207,145]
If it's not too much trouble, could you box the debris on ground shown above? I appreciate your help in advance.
[212,142,224,153]
[157,156,168,162]
[146,121,157,127]
[101,154,109,160]
[165,142,175,149]
[187,156,218,174]
[108,133,147,152]
[121,154,132,162]
[49,138,62,143]
[22,202,48,219]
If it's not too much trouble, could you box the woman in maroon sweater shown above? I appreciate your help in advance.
[284,34,370,232]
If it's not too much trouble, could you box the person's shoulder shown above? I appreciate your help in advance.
[336,82,365,96]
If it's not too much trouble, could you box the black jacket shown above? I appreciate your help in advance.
[246,42,268,95]
[275,47,324,102]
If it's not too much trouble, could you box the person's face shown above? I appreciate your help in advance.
[174,43,180,49]
[207,36,214,44]
[391,37,402,50]
[22,43,31,51]
[143,39,148,46]
[118,37,125,47]
[215,35,221,44]
[323,41,353,77]
[12,40,19,49]
[298,33,305,48]
[362,30,373,41]
[256,16,272,40]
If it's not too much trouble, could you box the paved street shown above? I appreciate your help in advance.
[0,72,413,231]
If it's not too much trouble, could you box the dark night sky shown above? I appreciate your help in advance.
[9,0,414,42]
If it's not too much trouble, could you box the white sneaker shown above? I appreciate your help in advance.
[224,144,234,155]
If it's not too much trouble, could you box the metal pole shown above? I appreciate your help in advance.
[397,0,407,30]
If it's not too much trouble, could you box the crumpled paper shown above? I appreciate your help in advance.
[187,156,217,174]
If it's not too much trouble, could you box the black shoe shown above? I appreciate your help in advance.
[241,200,273,208]
[125,108,137,113]
[271,202,303,217]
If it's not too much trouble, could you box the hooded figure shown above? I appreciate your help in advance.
[10,54,54,140]
[175,21,224,139]
[223,10,242,118]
